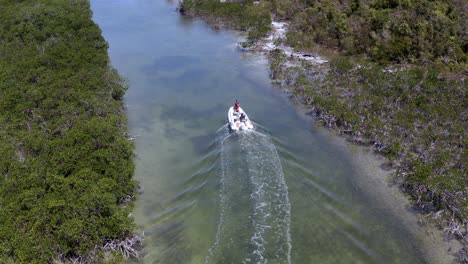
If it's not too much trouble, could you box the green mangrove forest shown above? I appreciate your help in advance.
[0,0,137,262]
[0,0,466,262]
[179,0,467,261]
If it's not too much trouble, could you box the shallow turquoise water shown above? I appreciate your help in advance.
[91,1,427,263]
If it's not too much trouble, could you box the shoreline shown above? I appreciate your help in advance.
[321,123,461,264]
[348,144,460,264]
[252,21,329,65]
[289,100,461,264]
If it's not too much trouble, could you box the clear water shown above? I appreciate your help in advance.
[91,0,428,263]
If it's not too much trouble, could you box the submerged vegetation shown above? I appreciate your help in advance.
[0,0,138,262]
[179,0,467,261]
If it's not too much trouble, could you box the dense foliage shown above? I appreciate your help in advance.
[268,0,467,65]
[0,0,135,262]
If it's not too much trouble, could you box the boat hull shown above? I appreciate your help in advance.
[228,106,254,131]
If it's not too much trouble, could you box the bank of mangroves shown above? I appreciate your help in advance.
[180,0,467,261]
[0,0,137,262]
[0,0,466,262]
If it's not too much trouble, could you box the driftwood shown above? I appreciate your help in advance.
[51,234,143,264]
[103,234,143,260]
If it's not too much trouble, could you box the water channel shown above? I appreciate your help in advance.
[91,0,450,263]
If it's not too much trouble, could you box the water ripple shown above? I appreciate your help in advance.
[205,127,292,264]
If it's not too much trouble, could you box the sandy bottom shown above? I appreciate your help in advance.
[347,143,460,263]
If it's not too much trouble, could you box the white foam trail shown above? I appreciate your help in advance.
[205,128,292,264]
[204,132,228,264]
[216,123,229,133]
[241,131,292,264]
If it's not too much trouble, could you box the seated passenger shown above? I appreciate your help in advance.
[240,113,246,122]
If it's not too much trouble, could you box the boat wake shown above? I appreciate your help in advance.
[205,125,292,264]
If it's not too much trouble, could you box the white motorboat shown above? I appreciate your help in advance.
[228,106,254,131]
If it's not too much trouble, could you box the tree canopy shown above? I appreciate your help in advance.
[269,0,467,65]
[0,0,135,262]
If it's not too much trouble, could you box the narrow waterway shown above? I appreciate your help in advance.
[91,1,448,263]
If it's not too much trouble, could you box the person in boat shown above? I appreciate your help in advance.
[234,100,240,112]
[240,113,246,122]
